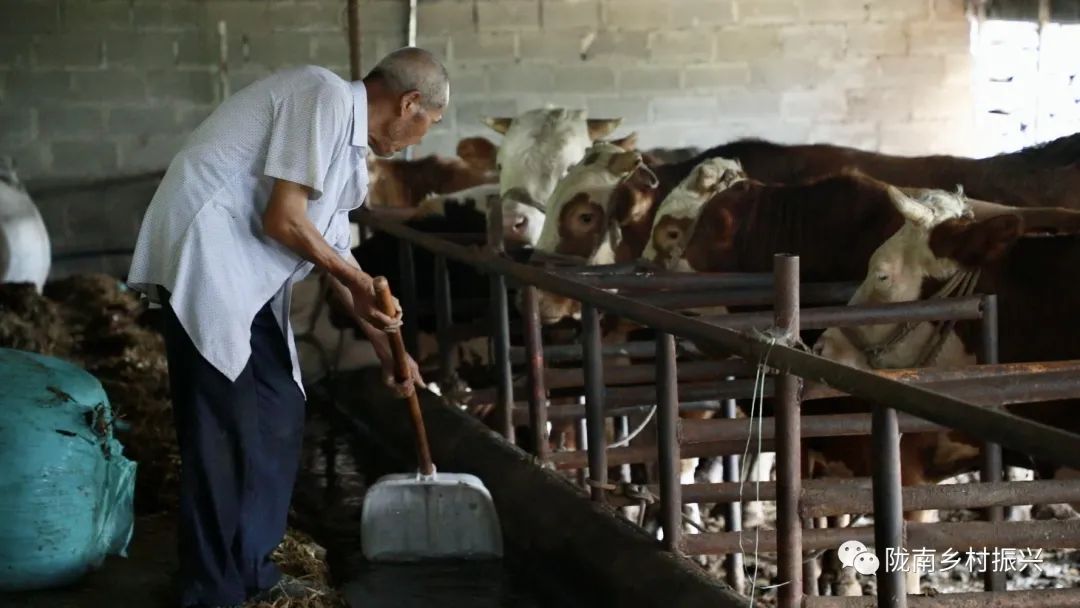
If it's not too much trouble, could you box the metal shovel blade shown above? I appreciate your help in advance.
[360,471,504,562]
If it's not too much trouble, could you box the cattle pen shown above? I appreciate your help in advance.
[353,206,1080,608]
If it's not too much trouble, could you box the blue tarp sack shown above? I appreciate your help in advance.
[0,347,136,591]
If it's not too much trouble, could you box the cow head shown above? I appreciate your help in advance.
[529,141,658,324]
[483,108,623,213]
[642,157,746,271]
[813,186,1023,369]
[415,183,545,248]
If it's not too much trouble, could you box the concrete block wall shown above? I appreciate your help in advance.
[413,0,979,158]
[1,0,407,183]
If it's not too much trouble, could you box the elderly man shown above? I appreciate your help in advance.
[127,47,448,608]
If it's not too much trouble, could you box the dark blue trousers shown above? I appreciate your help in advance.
[160,293,305,607]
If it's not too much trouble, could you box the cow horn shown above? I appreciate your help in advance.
[608,150,641,176]
[587,118,623,141]
[886,184,935,227]
[483,116,514,135]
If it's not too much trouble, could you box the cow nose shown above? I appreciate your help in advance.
[513,217,528,234]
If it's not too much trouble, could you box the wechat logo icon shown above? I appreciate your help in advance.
[839,540,880,575]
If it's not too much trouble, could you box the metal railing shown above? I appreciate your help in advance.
[356,209,1080,608]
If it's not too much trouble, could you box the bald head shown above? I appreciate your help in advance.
[366,47,449,111]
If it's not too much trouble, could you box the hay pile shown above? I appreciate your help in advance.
[246,529,347,608]
[0,275,178,514]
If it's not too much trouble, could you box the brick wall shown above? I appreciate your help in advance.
[414,0,979,158]
[1,0,406,183]
[0,0,978,274]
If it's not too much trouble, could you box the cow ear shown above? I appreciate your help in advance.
[693,163,721,194]
[886,184,935,227]
[611,185,652,226]
[929,214,1023,267]
[587,118,622,141]
[611,131,638,151]
[483,116,514,134]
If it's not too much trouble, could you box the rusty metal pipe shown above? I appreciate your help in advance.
[682,519,1080,554]
[773,254,802,608]
[657,333,682,551]
[541,359,756,389]
[397,240,420,357]
[583,304,606,502]
[434,255,454,388]
[635,282,856,309]
[628,478,1080,516]
[510,340,665,364]
[680,412,945,444]
[979,294,1006,592]
[549,439,776,470]
[700,296,984,332]
[355,215,1080,470]
[347,0,361,80]
[522,286,548,461]
[873,404,907,607]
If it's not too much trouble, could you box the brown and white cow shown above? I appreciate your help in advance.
[695,133,1080,210]
[455,136,499,173]
[807,186,1080,590]
[529,145,772,533]
[366,151,496,209]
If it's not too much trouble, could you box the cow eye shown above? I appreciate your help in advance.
[876,273,888,282]
[666,229,680,240]
[579,212,594,224]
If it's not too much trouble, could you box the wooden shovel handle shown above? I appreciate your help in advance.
[373,276,435,476]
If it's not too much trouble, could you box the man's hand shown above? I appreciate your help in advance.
[381,346,426,398]
[346,273,403,333]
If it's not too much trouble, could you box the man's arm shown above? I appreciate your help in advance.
[262,177,400,331]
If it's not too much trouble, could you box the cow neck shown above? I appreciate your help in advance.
[839,268,982,369]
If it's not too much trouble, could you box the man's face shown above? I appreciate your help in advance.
[369,90,444,157]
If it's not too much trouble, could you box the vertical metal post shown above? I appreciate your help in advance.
[804,518,818,597]
[616,416,632,482]
[216,20,229,100]
[979,294,1006,592]
[657,332,682,551]
[397,240,419,358]
[722,395,744,593]
[487,197,514,442]
[522,286,549,461]
[582,304,607,503]
[433,254,454,388]
[773,253,802,608]
[347,0,362,81]
[575,416,588,487]
[872,404,906,608]
[491,273,514,441]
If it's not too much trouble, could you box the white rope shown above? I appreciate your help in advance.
[737,332,779,606]
[608,405,657,449]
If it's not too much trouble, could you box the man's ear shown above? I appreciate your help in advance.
[400,90,423,115]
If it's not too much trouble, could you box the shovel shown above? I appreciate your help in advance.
[359,276,503,562]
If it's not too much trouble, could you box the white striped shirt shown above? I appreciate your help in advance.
[128,65,368,395]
